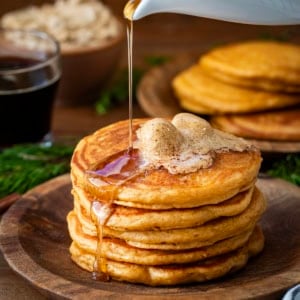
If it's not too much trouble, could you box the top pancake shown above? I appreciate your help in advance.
[71,118,261,209]
[199,40,300,92]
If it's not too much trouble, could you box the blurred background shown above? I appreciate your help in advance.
[1,0,300,150]
[2,0,300,67]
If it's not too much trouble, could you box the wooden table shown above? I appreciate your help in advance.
[1,1,300,298]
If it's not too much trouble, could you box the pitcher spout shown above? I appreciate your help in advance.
[125,0,300,25]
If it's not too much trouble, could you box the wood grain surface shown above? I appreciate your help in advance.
[0,174,299,300]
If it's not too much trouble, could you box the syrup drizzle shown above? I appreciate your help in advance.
[87,149,144,185]
[88,149,145,281]
[89,0,141,281]
[127,19,134,149]
[91,198,115,281]
[124,0,141,148]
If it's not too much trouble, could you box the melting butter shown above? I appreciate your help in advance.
[134,113,254,174]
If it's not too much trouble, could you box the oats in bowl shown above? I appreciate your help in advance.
[1,0,122,50]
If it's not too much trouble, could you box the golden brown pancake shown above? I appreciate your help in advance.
[70,187,265,250]
[171,70,216,115]
[172,65,300,114]
[68,209,256,265]
[103,188,265,250]
[211,108,300,141]
[199,40,300,93]
[73,186,254,233]
[71,119,262,209]
[69,226,264,286]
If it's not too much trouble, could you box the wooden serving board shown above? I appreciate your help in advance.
[0,174,300,299]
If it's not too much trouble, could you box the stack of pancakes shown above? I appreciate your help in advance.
[172,41,300,141]
[67,116,266,286]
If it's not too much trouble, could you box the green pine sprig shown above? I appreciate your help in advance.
[0,143,74,198]
[267,154,300,186]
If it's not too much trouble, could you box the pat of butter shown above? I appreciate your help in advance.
[134,113,253,174]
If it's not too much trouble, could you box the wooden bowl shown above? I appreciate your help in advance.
[56,19,126,106]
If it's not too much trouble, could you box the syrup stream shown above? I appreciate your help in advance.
[127,20,134,149]
[90,1,139,281]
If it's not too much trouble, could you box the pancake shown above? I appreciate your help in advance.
[177,96,215,115]
[211,108,300,141]
[172,65,300,114]
[72,187,265,250]
[104,187,265,250]
[69,226,264,286]
[199,40,300,93]
[73,186,254,233]
[71,119,261,209]
[171,71,216,115]
[68,209,256,265]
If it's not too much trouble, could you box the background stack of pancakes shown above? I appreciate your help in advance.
[67,117,266,286]
[172,41,300,142]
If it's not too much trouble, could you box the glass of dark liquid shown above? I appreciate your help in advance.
[0,28,61,147]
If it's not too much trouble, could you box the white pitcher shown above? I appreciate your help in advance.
[129,0,300,25]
